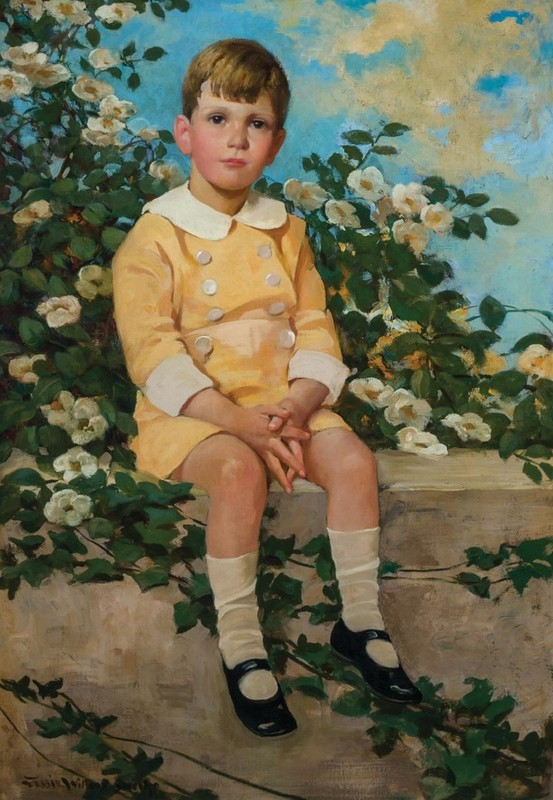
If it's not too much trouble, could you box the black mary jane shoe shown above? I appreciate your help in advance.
[222,658,298,737]
[330,619,422,705]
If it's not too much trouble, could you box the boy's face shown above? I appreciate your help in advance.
[174,83,285,208]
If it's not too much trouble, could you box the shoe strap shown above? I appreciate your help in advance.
[227,658,272,680]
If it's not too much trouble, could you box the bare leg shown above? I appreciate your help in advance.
[174,433,277,700]
[302,428,398,668]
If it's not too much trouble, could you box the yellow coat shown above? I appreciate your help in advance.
[112,185,350,478]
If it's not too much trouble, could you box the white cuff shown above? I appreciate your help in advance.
[288,351,350,403]
[143,353,214,416]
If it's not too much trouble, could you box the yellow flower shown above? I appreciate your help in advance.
[517,344,553,380]
[0,67,32,100]
[13,199,52,225]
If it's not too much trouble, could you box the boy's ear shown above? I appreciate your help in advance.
[266,128,286,166]
[173,114,192,156]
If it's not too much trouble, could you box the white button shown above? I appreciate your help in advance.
[258,244,272,259]
[194,335,213,355]
[278,329,296,349]
[265,272,281,287]
[268,301,286,316]
[207,307,224,321]
[196,250,212,265]
[201,279,218,296]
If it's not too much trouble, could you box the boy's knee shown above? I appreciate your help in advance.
[217,439,266,492]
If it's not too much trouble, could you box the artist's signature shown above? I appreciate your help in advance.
[21,775,87,791]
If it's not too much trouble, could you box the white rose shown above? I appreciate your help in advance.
[72,75,113,102]
[397,427,448,459]
[16,62,71,89]
[86,115,125,134]
[325,199,360,229]
[392,219,429,257]
[2,42,47,66]
[95,2,139,24]
[349,377,394,408]
[442,412,492,443]
[420,203,454,235]
[391,182,430,217]
[43,488,93,526]
[384,388,432,430]
[284,179,328,211]
[13,199,52,225]
[89,48,121,71]
[136,126,159,141]
[9,0,45,20]
[41,390,75,430]
[99,94,136,119]
[70,397,108,445]
[75,264,113,300]
[8,354,46,384]
[81,128,120,147]
[36,295,81,328]
[347,167,390,204]
[517,344,553,380]
[53,447,99,482]
[148,160,185,188]
[44,0,91,24]
[0,67,32,101]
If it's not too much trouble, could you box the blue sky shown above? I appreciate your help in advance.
[102,0,552,348]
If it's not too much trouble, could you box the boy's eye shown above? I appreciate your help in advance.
[251,119,268,130]
[209,114,225,125]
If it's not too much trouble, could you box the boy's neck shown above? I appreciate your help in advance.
[188,171,250,216]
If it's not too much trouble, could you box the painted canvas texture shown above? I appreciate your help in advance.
[0,1,552,799]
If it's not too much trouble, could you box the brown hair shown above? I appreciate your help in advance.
[181,38,290,129]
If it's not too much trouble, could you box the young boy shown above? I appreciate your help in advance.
[112,38,421,738]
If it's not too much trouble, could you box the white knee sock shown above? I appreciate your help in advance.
[206,551,278,700]
[327,527,399,668]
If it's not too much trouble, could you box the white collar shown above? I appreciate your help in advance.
[142,183,288,240]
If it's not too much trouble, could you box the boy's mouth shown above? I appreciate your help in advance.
[222,158,247,167]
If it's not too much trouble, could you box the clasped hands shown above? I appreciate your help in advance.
[234,400,309,494]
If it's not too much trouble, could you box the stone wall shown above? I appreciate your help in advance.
[0,450,551,799]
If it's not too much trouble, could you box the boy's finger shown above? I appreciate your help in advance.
[260,405,290,419]
[268,415,285,431]
[280,425,310,441]
[270,437,304,476]
[266,454,293,494]
[287,439,306,478]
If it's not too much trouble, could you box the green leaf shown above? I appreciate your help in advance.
[522,461,542,484]
[498,429,524,458]
[143,46,166,60]
[331,688,372,717]
[283,675,327,700]
[444,753,486,787]
[173,600,198,633]
[342,129,374,145]
[18,318,47,348]
[511,333,552,353]
[488,369,527,396]
[32,377,64,406]
[484,695,516,722]
[86,28,101,47]
[452,218,471,239]
[70,236,97,261]
[35,716,68,739]
[87,518,115,539]
[101,227,127,251]
[132,567,169,592]
[464,193,490,207]
[524,444,552,459]
[507,564,534,594]
[73,730,111,761]
[110,538,144,564]
[82,203,108,226]
[3,468,44,487]
[0,400,37,433]
[9,245,33,269]
[468,214,487,239]
[479,295,506,330]
[21,267,48,293]
[73,559,122,584]
[486,207,519,225]
[0,270,20,304]
[380,122,410,137]
[371,145,398,156]
[127,72,141,90]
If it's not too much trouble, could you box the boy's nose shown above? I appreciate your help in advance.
[227,122,249,149]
